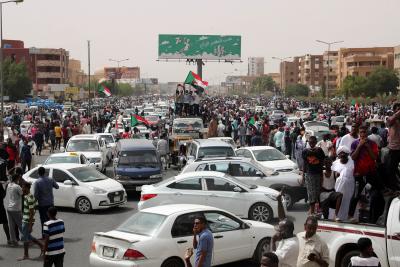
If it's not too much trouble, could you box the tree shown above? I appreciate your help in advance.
[365,67,399,97]
[341,75,368,98]
[116,83,134,96]
[133,85,145,96]
[251,76,276,94]
[3,58,32,101]
[286,84,309,97]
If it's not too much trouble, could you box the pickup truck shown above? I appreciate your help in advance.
[317,196,400,267]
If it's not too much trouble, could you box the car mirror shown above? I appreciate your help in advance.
[187,156,195,162]
[113,158,119,164]
[255,171,264,177]
[233,186,242,192]
[242,222,250,229]
[285,155,290,159]
[60,146,65,152]
[63,180,73,186]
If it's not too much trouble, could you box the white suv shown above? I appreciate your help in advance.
[65,134,108,172]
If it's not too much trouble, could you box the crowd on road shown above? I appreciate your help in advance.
[0,92,399,267]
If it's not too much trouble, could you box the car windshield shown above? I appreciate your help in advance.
[69,167,107,182]
[100,135,114,143]
[117,212,166,236]
[118,151,159,167]
[66,140,99,152]
[45,156,80,165]
[198,147,235,158]
[173,121,203,129]
[253,149,287,161]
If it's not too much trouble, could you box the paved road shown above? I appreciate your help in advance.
[0,148,308,267]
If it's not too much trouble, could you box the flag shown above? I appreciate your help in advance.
[248,117,255,125]
[184,71,208,93]
[131,114,149,127]
[98,83,112,97]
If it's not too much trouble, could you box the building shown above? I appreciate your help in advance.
[104,66,140,80]
[322,50,339,95]
[337,47,394,88]
[394,45,400,79]
[68,59,86,86]
[248,57,264,76]
[2,39,33,78]
[30,48,69,92]
[297,54,324,92]
[266,73,281,88]
[280,60,298,90]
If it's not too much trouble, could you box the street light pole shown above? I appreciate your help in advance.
[272,56,292,97]
[0,0,23,142]
[316,40,344,99]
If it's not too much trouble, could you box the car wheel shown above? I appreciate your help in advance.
[249,202,273,223]
[75,197,92,214]
[161,257,184,267]
[284,192,294,209]
[340,250,359,267]
[252,238,271,263]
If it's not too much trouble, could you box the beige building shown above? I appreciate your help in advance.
[68,59,86,86]
[337,47,394,88]
[29,48,69,92]
[297,54,324,92]
[322,51,339,95]
[266,73,281,88]
[280,60,298,90]
[248,57,264,76]
[395,45,400,79]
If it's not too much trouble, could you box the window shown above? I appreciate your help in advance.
[203,212,241,233]
[52,169,73,183]
[205,178,238,192]
[29,168,50,179]
[171,212,203,237]
[195,163,208,171]
[237,163,261,177]
[118,212,166,237]
[167,178,202,190]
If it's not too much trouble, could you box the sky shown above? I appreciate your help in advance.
[4,0,400,84]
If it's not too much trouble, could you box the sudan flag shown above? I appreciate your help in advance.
[184,71,208,93]
[98,79,112,97]
[131,114,149,127]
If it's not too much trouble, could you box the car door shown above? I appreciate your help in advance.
[204,177,247,217]
[170,212,204,266]
[51,168,77,208]
[166,178,208,205]
[203,211,253,265]
[386,198,400,267]
[234,162,272,188]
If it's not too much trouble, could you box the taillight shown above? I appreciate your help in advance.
[123,249,146,260]
[91,242,96,253]
[140,194,157,201]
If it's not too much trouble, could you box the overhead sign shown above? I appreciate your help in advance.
[64,87,79,94]
[158,34,241,60]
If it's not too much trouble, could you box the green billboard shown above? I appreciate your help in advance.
[158,34,241,60]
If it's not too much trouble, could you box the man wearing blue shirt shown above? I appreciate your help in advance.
[190,217,213,267]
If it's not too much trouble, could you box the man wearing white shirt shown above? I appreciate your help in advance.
[338,124,358,151]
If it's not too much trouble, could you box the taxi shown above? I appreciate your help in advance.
[43,152,92,167]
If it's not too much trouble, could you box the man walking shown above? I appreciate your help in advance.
[34,167,59,235]
[386,103,400,190]
[43,207,65,267]
[6,174,22,246]
[192,216,213,267]
[297,216,329,267]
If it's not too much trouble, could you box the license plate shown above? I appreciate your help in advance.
[113,196,122,202]
[136,186,142,191]
[103,246,115,258]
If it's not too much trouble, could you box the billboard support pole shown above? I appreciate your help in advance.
[196,59,203,78]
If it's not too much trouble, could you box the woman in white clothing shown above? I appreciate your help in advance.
[331,146,355,221]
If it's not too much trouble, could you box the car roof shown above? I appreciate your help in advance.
[175,171,226,180]
[194,156,249,163]
[173,117,203,122]
[47,152,82,158]
[69,134,99,140]
[208,137,233,141]
[192,139,232,147]
[140,204,223,216]
[37,163,86,170]
[238,146,276,151]
[117,139,155,150]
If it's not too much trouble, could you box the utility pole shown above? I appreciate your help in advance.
[196,59,203,78]
[88,40,92,133]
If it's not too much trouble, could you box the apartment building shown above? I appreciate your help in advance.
[280,60,298,90]
[248,57,264,76]
[68,59,86,86]
[395,45,400,79]
[297,54,324,92]
[323,51,339,94]
[337,47,394,88]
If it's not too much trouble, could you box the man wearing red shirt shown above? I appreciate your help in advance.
[350,125,378,221]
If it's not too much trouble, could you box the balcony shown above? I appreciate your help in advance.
[36,72,61,79]
[36,60,60,67]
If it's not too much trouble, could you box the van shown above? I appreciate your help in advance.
[114,139,162,191]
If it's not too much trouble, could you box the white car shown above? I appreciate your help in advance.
[65,134,108,172]
[43,152,91,166]
[96,133,117,161]
[208,137,237,149]
[236,146,298,173]
[90,204,274,267]
[23,164,127,213]
[138,171,280,223]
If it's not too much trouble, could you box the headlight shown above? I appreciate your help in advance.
[265,193,277,201]
[89,158,102,163]
[150,174,162,179]
[90,187,107,194]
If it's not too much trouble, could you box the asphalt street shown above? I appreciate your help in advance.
[0,149,309,267]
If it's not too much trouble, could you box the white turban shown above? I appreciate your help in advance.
[337,145,350,155]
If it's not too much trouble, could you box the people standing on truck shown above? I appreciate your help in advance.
[331,146,355,221]
[349,238,380,267]
[386,103,400,190]
[302,136,325,215]
[297,216,329,267]
[349,125,379,222]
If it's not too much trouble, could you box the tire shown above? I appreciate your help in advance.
[340,250,359,267]
[249,202,273,223]
[161,257,184,267]
[284,192,294,209]
[252,238,271,263]
[75,197,92,214]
